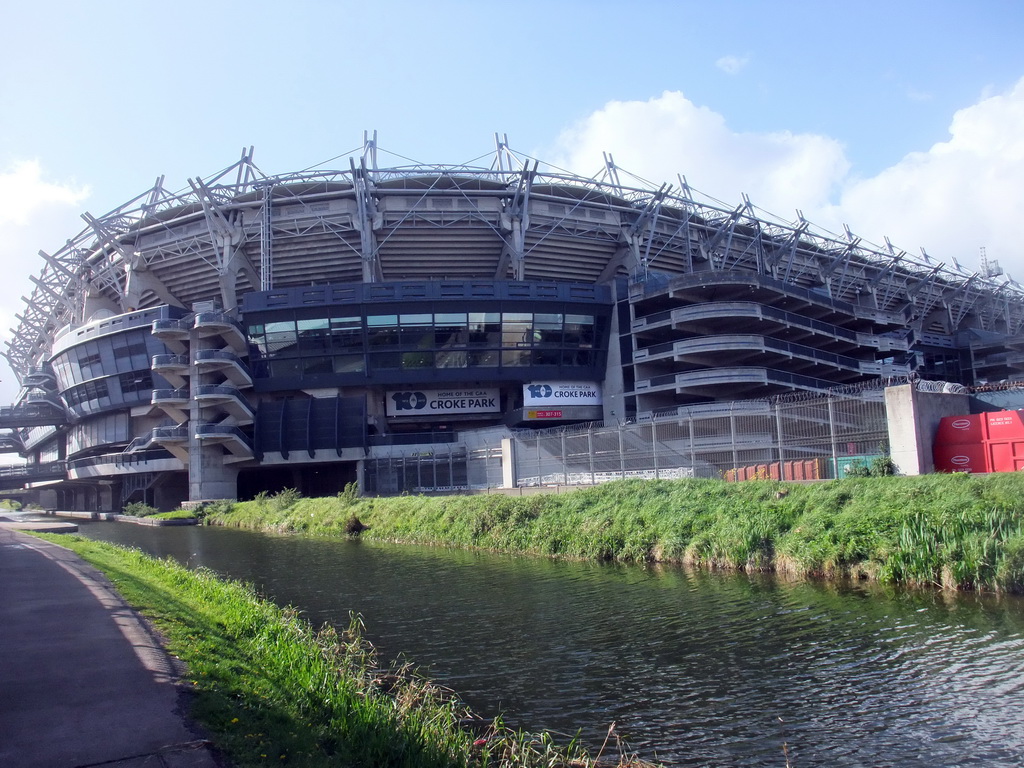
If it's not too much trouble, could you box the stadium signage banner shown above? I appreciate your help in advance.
[387,387,500,416]
[523,381,602,406]
[526,410,563,420]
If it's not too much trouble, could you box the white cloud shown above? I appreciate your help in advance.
[549,81,1024,275]
[0,162,89,402]
[0,161,88,226]
[715,55,749,75]
[550,91,849,219]
[829,77,1024,273]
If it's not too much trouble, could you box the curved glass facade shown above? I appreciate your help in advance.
[247,311,602,383]
[51,327,169,417]
[242,281,612,391]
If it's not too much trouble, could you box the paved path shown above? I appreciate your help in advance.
[0,526,220,767]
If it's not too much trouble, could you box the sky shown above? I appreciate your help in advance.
[2,0,1024,404]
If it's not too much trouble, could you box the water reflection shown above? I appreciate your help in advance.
[75,522,1024,767]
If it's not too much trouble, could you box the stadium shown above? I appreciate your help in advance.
[3,136,1024,510]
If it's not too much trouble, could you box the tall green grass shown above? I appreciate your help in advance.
[208,474,1024,592]
[37,535,655,768]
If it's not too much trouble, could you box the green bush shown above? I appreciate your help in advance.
[122,501,159,517]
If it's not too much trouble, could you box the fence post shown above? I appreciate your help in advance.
[652,419,659,480]
[561,431,568,485]
[588,427,595,484]
[618,422,626,479]
[774,401,786,480]
[827,396,838,479]
[688,416,696,471]
[729,406,739,470]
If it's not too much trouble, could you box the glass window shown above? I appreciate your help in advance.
[467,349,499,367]
[265,320,298,355]
[435,349,467,368]
[369,351,401,370]
[333,354,365,374]
[302,357,333,375]
[532,313,563,346]
[533,313,563,328]
[468,312,501,345]
[78,348,103,380]
[564,314,596,348]
[399,313,433,347]
[367,316,399,348]
[399,313,432,325]
[502,348,530,366]
[502,312,532,349]
[564,349,594,367]
[270,358,302,377]
[297,318,329,331]
[297,317,330,353]
[532,348,560,366]
[401,351,434,369]
[121,333,149,370]
[119,370,152,394]
[434,313,467,348]
[330,316,362,351]
[248,332,268,356]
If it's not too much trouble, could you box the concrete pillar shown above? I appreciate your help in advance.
[885,384,970,475]
[189,446,238,501]
[602,282,628,425]
[187,326,239,502]
[501,437,516,489]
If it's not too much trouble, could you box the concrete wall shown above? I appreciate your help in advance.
[885,384,970,475]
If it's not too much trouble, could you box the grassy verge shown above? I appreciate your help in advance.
[207,474,1024,592]
[34,534,654,768]
[149,509,200,521]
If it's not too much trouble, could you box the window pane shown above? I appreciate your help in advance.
[302,357,333,375]
[265,320,296,334]
[399,313,432,326]
[333,354,365,373]
[468,313,501,345]
[435,349,467,368]
[369,351,401,370]
[533,313,563,328]
[329,317,362,351]
[401,351,434,369]
[296,318,329,331]
[467,350,499,367]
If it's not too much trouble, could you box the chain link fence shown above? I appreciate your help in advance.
[364,386,892,493]
[514,390,889,485]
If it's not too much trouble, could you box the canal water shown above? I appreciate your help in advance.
[76,522,1024,767]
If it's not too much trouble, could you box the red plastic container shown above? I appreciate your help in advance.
[987,440,1024,473]
[935,414,987,444]
[984,410,1024,442]
[933,442,991,474]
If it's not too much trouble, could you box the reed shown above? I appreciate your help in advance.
[207,474,1024,592]
[34,534,657,768]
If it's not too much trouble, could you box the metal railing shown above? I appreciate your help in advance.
[514,389,889,485]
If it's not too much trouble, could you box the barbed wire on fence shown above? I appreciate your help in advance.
[365,379,1024,493]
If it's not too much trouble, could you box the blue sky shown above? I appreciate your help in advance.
[2,0,1024,399]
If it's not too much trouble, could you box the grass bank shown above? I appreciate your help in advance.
[207,474,1024,592]
[38,535,653,768]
